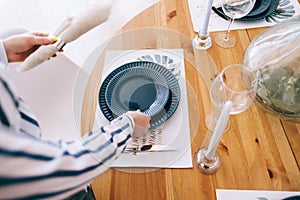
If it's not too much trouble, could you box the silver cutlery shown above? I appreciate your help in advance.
[124,144,177,153]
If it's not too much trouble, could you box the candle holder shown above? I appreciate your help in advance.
[192,32,212,50]
[195,147,221,174]
[195,101,232,174]
[193,0,214,50]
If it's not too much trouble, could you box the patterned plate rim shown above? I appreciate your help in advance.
[98,61,180,128]
[105,67,170,117]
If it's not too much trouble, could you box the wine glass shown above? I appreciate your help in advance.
[206,64,258,131]
[195,64,258,174]
[215,0,255,48]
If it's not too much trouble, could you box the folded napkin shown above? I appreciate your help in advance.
[17,0,112,72]
[212,0,280,21]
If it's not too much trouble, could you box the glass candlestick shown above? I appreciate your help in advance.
[195,147,221,174]
[193,0,213,50]
[195,101,232,174]
[193,32,212,50]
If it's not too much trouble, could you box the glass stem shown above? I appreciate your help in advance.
[224,17,235,41]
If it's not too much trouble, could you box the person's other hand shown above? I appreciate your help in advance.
[3,32,55,63]
[127,110,151,138]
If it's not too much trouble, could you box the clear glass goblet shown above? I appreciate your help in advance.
[215,0,255,48]
[196,64,258,174]
[206,64,258,131]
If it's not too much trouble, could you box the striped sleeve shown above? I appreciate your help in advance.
[0,63,134,199]
[0,114,133,199]
[17,98,41,138]
[0,65,41,138]
[0,39,8,67]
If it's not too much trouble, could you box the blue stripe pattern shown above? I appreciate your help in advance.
[0,148,53,161]
[0,125,129,162]
[0,148,118,186]
[0,73,134,199]
[118,134,131,147]
[111,124,130,137]
[0,104,10,126]
[19,111,39,127]
[0,124,131,187]
[0,79,19,107]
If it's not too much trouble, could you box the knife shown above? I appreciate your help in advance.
[123,144,177,153]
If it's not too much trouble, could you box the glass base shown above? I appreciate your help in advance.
[192,34,212,50]
[215,33,236,48]
[195,147,222,174]
[205,110,230,132]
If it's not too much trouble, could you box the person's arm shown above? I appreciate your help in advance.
[3,32,55,63]
[0,32,150,199]
[0,72,142,199]
[0,114,134,199]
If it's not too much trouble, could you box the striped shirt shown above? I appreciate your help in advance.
[0,40,134,199]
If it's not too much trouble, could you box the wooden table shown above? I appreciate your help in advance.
[80,1,300,199]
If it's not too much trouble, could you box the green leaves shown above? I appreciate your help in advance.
[257,66,300,114]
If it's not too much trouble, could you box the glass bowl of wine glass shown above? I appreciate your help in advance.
[215,0,256,48]
[197,64,258,174]
[205,64,258,131]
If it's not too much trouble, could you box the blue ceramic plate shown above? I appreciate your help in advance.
[99,61,180,128]
[212,0,279,21]
[105,67,170,118]
[246,0,272,17]
[282,196,300,200]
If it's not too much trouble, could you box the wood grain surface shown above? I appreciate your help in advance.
[80,1,300,199]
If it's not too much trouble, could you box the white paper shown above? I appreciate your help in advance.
[188,0,300,32]
[93,49,193,168]
[216,189,300,200]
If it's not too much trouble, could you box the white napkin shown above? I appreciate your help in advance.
[17,0,112,72]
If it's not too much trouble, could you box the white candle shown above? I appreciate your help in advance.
[200,0,214,36]
[205,101,232,160]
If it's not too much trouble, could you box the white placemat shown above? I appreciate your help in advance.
[93,49,193,168]
[188,0,300,32]
[216,189,300,200]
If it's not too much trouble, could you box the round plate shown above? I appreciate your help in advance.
[282,196,300,200]
[105,67,170,118]
[99,61,180,128]
[246,0,272,17]
[212,0,279,21]
[239,0,280,21]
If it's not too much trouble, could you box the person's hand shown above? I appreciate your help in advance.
[3,32,55,63]
[127,110,151,138]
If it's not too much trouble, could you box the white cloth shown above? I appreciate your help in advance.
[17,0,112,72]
